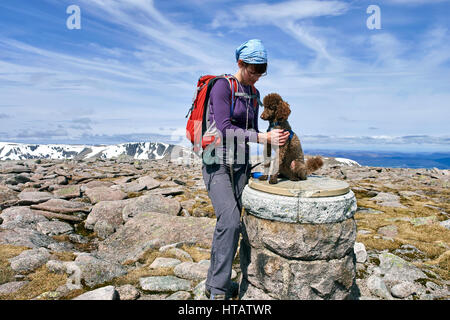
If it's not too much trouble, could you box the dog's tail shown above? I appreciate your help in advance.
[306,156,324,174]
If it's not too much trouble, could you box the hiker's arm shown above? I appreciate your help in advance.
[210,79,259,143]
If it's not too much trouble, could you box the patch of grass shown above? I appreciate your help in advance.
[0,244,30,285]
[180,245,210,262]
[127,191,145,199]
[356,234,403,252]
[354,189,450,268]
[111,266,175,288]
[0,265,67,300]
[113,250,176,288]
[50,251,76,262]
[420,250,450,280]
[60,288,85,300]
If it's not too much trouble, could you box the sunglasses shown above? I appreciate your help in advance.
[246,66,267,77]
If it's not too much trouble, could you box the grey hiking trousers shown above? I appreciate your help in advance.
[202,162,251,295]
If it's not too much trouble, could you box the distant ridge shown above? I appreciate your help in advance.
[0,142,193,161]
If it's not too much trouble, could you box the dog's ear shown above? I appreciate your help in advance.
[276,101,291,121]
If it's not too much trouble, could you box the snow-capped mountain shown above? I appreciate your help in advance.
[331,157,361,167]
[0,142,196,162]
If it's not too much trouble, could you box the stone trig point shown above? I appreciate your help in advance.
[239,176,358,300]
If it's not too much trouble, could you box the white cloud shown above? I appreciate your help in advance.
[385,0,449,5]
[212,0,349,28]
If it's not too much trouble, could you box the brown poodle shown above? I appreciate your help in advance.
[258,93,323,184]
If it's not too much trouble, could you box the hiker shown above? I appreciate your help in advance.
[202,39,290,299]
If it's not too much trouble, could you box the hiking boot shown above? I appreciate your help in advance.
[210,293,226,300]
[205,282,239,300]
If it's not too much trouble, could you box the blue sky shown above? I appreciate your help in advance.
[0,0,449,152]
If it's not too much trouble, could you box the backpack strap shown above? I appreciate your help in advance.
[201,74,238,139]
[222,75,238,119]
[252,86,262,108]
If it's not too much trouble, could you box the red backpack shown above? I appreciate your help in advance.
[185,74,259,154]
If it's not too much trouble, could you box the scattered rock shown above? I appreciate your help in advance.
[366,275,393,300]
[149,257,182,269]
[68,233,89,244]
[36,220,73,236]
[116,284,140,300]
[439,219,450,230]
[354,242,367,263]
[147,186,184,196]
[356,207,383,215]
[135,175,161,190]
[159,247,193,262]
[84,180,114,189]
[53,185,81,199]
[377,225,398,238]
[0,206,48,230]
[97,212,215,264]
[370,192,407,208]
[31,198,91,214]
[139,276,192,292]
[85,186,127,204]
[173,261,209,281]
[390,281,418,298]
[72,286,119,300]
[31,209,84,223]
[0,227,57,248]
[122,181,146,193]
[0,185,19,205]
[8,248,51,273]
[48,241,74,252]
[192,280,208,300]
[17,191,55,205]
[73,253,127,287]
[166,291,192,300]
[393,244,426,262]
[379,252,427,287]
[1,164,31,174]
[85,200,129,239]
[122,194,181,221]
[409,216,438,227]
[0,281,29,295]
[46,260,69,274]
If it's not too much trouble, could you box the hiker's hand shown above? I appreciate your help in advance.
[259,129,290,146]
[271,129,290,146]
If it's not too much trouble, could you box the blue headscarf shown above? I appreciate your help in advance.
[235,39,267,64]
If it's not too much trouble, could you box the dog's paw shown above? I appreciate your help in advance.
[269,177,278,184]
[258,175,269,181]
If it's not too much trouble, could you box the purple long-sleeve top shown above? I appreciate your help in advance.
[207,78,260,165]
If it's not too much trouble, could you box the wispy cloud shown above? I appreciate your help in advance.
[212,0,349,28]
[384,0,450,5]
[302,134,450,145]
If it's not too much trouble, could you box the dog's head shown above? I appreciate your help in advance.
[261,93,291,122]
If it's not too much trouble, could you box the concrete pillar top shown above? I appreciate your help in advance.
[248,176,350,198]
[243,176,357,224]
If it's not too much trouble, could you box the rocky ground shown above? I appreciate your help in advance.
[0,155,448,300]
